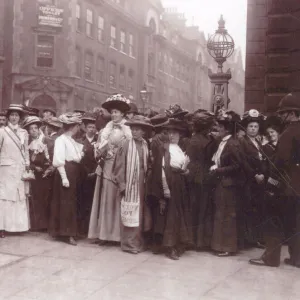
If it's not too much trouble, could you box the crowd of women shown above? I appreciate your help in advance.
[0,92,299,268]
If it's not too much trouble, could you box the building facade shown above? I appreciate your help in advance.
[0,0,5,108]
[245,0,300,113]
[1,0,244,113]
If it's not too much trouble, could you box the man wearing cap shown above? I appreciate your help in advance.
[0,112,7,128]
[250,93,300,268]
[42,108,56,120]
[78,112,98,236]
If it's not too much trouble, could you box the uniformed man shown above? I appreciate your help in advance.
[250,93,300,268]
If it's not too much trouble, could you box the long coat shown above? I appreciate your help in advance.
[186,132,217,249]
[210,137,246,253]
[0,126,30,232]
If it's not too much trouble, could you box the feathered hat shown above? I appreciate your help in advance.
[102,94,131,113]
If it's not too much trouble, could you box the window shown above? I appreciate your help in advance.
[86,9,93,37]
[120,30,126,53]
[110,25,117,48]
[97,16,104,42]
[36,35,54,68]
[96,56,105,85]
[129,33,135,57]
[119,65,125,90]
[128,69,134,91]
[84,52,94,80]
[75,47,81,77]
[76,4,81,31]
[109,62,117,88]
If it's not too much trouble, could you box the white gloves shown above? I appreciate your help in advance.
[57,166,70,188]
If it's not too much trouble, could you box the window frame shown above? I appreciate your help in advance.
[109,61,117,89]
[120,30,126,53]
[75,46,82,77]
[96,56,105,86]
[119,64,126,90]
[110,25,117,49]
[129,33,135,57]
[35,34,55,69]
[86,8,94,38]
[97,16,105,43]
[84,51,94,81]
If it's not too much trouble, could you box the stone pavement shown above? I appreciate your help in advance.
[0,233,299,300]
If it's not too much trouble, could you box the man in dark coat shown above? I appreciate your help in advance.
[78,112,98,236]
[250,93,300,268]
[186,110,217,250]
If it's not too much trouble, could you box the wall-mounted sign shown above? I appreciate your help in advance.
[38,5,64,28]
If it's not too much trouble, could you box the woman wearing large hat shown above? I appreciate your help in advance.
[239,109,268,248]
[112,115,153,254]
[208,109,246,256]
[186,110,217,250]
[48,113,84,245]
[0,104,30,238]
[88,94,132,244]
[23,116,51,231]
[155,118,192,260]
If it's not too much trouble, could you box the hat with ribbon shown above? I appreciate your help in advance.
[217,109,241,124]
[165,104,188,120]
[24,106,40,117]
[59,112,82,125]
[192,110,216,131]
[125,115,153,130]
[150,113,169,128]
[162,118,188,132]
[102,94,131,113]
[23,116,42,129]
[263,115,283,133]
[44,117,63,129]
[127,102,139,114]
[241,109,264,128]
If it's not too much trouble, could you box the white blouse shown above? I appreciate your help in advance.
[212,135,231,168]
[53,134,83,167]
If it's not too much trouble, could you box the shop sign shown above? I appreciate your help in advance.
[38,5,64,28]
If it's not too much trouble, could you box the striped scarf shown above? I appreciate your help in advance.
[121,138,148,227]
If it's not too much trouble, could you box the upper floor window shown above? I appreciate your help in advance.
[110,25,117,48]
[120,30,126,53]
[86,9,93,37]
[129,33,135,57]
[96,56,105,85]
[75,47,81,77]
[97,16,104,42]
[84,52,94,80]
[128,69,134,91]
[36,35,54,68]
[119,65,125,90]
[76,4,81,31]
[109,62,117,88]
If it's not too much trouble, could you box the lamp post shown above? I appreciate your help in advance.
[207,15,235,112]
[140,84,149,113]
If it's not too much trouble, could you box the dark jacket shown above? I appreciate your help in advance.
[274,121,300,196]
[80,134,98,175]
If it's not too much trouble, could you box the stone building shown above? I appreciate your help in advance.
[245,0,300,113]
[0,0,4,108]
[1,0,245,113]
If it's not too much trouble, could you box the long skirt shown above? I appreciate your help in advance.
[48,161,81,237]
[162,170,191,248]
[211,182,239,253]
[120,168,146,253]
[29,175,51,230]
[88,176,121,242]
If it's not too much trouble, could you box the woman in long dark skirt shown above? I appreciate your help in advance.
[48,113,83,246]
[209,110,246,256]
[159,118,191,260]
[23,116,51,231]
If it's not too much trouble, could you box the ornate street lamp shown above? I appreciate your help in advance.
[140,84,149,113]
[207,15,235,112]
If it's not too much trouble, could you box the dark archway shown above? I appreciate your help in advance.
[31,94,56,114]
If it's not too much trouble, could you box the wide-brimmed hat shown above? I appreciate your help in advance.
[162,118,188,132]
[6,104,24,116]
[43,108,56,116]
[125,115,153,130]
[82,112,97,124]
[44,117,63,129]
[241,109,264,128]
[23,116,42,129]
[217,109,241,124]
[24,106,40,117]
[150,113,169,128]
[165,104,188,120]
[102,94,130,113]
[74,109,86,115]
[277,93,300,113]
[59,112,82,125]
[192,110,216,131]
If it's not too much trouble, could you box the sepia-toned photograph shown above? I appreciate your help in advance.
[0,0,299,299]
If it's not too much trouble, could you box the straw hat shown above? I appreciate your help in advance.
[102,94,130,113]
[23,116,42,129]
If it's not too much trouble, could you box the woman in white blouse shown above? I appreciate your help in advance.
[48,113,83,246]
[158,118,191,260]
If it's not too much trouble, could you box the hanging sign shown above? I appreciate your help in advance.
[38,5,64,28]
